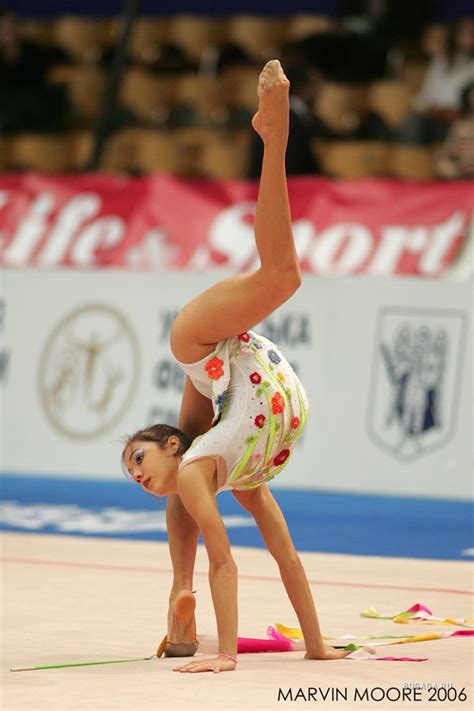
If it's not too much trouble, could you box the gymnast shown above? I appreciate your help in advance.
[122,60,350,673]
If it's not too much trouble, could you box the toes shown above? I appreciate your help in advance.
[257,59,287,97]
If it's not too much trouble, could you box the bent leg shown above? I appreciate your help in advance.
[232,485,335,658]
[161,377,212,655]
[165,494,200,653]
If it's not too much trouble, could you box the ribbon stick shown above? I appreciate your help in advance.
[11,654,157,672]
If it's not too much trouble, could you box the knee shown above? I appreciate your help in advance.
[260,266,302,303]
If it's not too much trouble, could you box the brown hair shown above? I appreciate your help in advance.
[121,424,191,476]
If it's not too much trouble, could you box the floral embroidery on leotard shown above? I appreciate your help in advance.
[268,349,281,364]
[215,391,228,411]
[271,392,285,414]
[249,333,264,349]
[205,356,224,380]
[179,329,310,493]
[273,449,290,466]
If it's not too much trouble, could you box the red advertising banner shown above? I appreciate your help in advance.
[0,174,472,275]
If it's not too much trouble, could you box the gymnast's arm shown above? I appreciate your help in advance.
[177,462,238,666]
[178,375,214,442]
[166,376,213,545]
[166,375,214,525]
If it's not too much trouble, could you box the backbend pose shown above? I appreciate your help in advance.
[123,60,349,673]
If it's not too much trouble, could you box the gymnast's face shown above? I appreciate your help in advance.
[124,437,181,496]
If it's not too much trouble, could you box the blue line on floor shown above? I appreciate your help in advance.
[0,473,472,561]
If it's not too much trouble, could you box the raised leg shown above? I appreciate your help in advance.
[171,60,301,363]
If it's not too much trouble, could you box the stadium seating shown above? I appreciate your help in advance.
[391,145,436,180]
[52,16,112,63]
[167,15,225,61]
[119,69,172,122]
[315,141,391,179]
[315,83,368,132]
[285,14,335,41]
[0,137,12,171]
[49,65,107,123]
[11,134,76,172]
[2,12,452,181]
[227,15,286,60]
[21,18,54,45]
[368,81,413,128]
[126,17,169,64]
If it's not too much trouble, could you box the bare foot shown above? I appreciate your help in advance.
[252,59,290,145]
[257,59,287,97]
[305,644,353,661]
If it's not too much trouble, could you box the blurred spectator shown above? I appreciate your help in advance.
[313,81,394,142]
[313,101,394,141]
[339,0,429,42]
[294,24,388,83]
[435,80,474,178]
[0,7,71,133]
[247,64,321,178]
[201,42,253,76]
[399,17,474,144]
[203,43,256,129]
[101,41,196,74]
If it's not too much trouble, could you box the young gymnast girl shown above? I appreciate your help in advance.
[123,60,349,673]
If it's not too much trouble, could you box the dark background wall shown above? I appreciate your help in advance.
[10,0,474,21]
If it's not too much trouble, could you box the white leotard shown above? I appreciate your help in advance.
[176,330,309,493]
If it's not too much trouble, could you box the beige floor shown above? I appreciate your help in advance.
[1,532,473,711]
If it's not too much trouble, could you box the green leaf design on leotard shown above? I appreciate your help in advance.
[228,428,265,485]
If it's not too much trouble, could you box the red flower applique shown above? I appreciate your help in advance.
[249,372,261,384]
[291,416,300,430]
[273,449,290,466]
[254,414,266,429]
[205,356,224,380]
[271,392,285,414]
[238,332,250,343]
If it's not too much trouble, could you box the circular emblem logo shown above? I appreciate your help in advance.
[39,304,140,439]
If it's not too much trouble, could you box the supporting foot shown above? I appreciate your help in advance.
[157,590,198,658]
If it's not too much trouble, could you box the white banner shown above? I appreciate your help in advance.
[0,270,471,499]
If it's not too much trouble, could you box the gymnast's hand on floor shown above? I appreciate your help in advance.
[173,655,237,674]
[305,644,352,661]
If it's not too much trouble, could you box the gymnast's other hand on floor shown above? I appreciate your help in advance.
[173,654,237,674]
[305,644,352,661]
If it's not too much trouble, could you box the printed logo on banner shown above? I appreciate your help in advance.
[366,308,466,460]
[38,304,140,439]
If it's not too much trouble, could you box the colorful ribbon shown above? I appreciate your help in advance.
[361,603,474,628]
[271,602,474,663]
